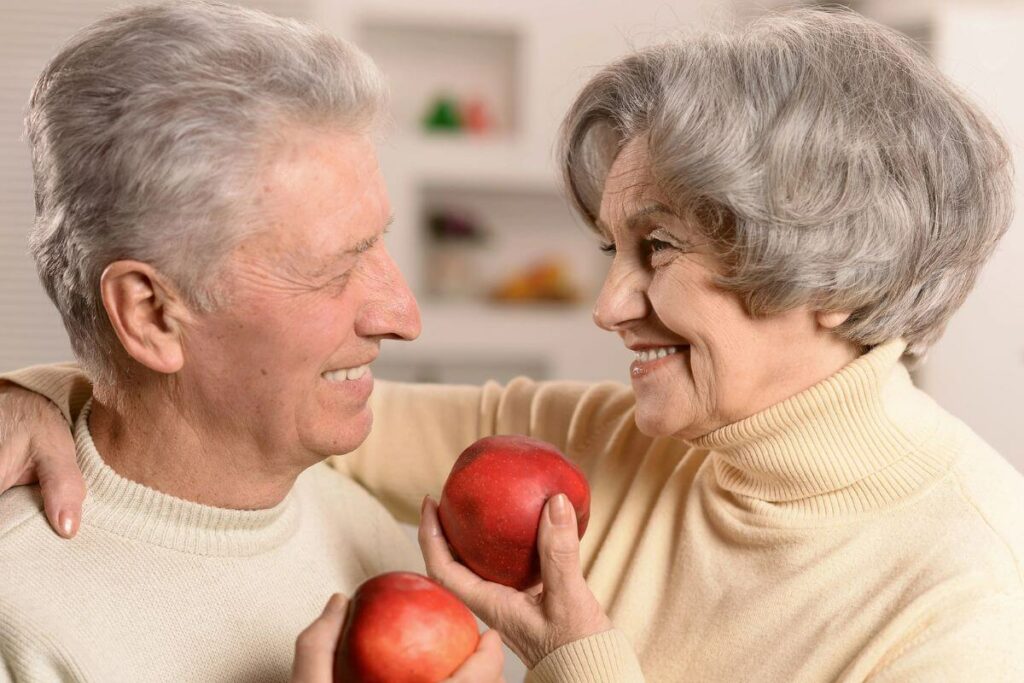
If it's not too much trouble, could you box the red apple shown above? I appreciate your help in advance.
[334,572,479,683]
[438,434,590,590]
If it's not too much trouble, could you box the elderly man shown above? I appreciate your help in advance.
[0,2,508,681]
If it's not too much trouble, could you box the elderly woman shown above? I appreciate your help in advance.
[3,8,1023,682]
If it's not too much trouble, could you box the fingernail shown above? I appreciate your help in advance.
[549,494,571,526]
[421,495,430,516]
[58,511,75,538]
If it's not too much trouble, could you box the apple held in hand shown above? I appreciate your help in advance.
[438,434,590,590]
[334,572,479,683]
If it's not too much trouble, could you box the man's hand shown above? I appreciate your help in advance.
[0,382,83,537]
[419,493,614,669]
[291,592,506,683]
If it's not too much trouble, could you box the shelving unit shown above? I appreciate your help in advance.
[358,17,521,138]
[352,6,635,386]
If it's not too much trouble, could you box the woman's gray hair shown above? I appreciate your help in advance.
[27,0,387,384]
[559,7,1013,359]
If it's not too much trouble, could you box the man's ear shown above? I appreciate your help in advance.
[816,310,852,330]
[99,261,190,374]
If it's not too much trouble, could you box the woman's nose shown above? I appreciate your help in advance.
[592,259,648,332]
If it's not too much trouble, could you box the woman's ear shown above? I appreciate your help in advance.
[99,261,190,374]
[816,310,852,330]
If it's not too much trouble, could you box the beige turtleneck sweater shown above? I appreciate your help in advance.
[0,400,422,682]
[4,340,1024,681]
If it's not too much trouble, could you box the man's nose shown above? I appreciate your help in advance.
[358,247,422,342]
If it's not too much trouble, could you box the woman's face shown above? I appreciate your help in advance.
[593,138,860,440]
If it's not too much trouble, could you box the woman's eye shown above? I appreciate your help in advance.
[599,242,616,255]
[646,237,673,252]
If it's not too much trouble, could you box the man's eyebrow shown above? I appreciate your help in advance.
[344,214,395,256]
[305,214,395,279]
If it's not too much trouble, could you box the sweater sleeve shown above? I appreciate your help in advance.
[527,629,646,683]
[0,365,650,529]
[330,376,644,525]
[866,593,1024,682]
[0,363,91,427]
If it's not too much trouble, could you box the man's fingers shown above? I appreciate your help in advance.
[443,629,506,682]
[537,494,586,607]
[32,432,86,539]
[291,593,348,683]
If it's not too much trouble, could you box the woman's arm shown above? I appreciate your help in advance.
[864,594,1024,682]
[334,376,641,525]
[1,364,643,540]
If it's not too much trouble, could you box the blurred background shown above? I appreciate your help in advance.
[1,1,1022,679]
[1,3,1021,460]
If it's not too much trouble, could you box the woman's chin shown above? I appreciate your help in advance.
[633,404,687,439]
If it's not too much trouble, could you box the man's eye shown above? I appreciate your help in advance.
[324,272,351,291]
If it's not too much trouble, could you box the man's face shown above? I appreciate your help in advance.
[177,127,420,467]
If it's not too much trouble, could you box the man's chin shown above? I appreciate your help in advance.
[307,405,373,458]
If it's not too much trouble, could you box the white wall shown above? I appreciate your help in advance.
[925,1,1024,467]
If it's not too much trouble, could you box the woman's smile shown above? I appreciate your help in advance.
[629,345,689,378]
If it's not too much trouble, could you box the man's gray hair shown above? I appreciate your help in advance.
[559,8,1013,358]
[27,0,387,383]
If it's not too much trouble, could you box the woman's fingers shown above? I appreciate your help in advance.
[33,429,85,538]
[0,384,83,538]
[290,593,348,683]
[443,629,506,682]
[536,494,586,609]
[415,497,532,630]
[535,494,613,648]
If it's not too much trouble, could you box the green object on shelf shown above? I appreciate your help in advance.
[424,94,462,132]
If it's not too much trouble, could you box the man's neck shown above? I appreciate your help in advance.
[88,388,302,510]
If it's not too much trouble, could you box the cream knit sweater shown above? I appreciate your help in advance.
[5,340,1024,681]
[0,401,422,682]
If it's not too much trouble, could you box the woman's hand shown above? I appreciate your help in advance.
[291,593,506,683]
[418,493,614,669]
[0,382,83,537]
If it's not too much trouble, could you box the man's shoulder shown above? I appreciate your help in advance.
[298,460,384,511]
[0,488,101,680]
[0,485,47,542]
[295,461,422,574]
[294,460,402,536]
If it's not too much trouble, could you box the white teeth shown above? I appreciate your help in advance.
[634,346,682,363]
[322,364,370,382]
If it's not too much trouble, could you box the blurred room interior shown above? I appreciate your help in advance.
[2,0,1021,472]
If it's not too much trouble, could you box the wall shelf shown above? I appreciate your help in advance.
[359,17,521,138]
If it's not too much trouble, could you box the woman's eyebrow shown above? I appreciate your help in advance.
[596,202,675,237]
[624,203,675,231]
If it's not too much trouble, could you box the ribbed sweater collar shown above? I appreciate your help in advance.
[75,400,301,556]
[694,340,952,516]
